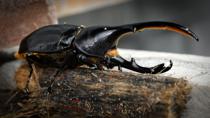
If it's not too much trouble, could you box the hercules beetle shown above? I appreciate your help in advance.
[13,21,198,92]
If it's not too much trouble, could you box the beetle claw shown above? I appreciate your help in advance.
[147,60,173,74]
[107,56,172,74]
[23,88,30,95]
[150,63,165,74]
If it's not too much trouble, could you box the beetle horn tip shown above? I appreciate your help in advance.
[191,33,199,42]
[195,37,199,42]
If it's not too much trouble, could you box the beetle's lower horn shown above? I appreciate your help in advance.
[108,56,173,74]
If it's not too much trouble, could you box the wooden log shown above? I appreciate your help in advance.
[0,64,191,118]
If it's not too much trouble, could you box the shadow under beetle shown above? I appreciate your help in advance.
[12,21,198,92]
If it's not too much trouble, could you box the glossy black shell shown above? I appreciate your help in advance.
[19,24,79,53]
[74,26,132,57]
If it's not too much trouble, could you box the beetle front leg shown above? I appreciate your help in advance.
[23,58,34,95]
[77,54,104,70]
[104,56,172,74]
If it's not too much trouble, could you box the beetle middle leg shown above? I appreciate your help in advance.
[47,68,63,93]
[47,54,72,93]
[104,56,173,74]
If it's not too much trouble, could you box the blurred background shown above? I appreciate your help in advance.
[54,0,209,56]
[0,0,209,56]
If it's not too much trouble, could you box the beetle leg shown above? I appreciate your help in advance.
[118,65,122,72]
[48,69,63,93]
[24,59,33,94]
[47,54,73,93]
[24,70,32,94]
[77,54,104,70]
[24,61,41,95]
[104,56,172,74]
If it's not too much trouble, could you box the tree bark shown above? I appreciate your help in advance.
[0,64,191,118]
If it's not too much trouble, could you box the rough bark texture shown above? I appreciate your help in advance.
[0,0,57,50]
[0,64,191,118]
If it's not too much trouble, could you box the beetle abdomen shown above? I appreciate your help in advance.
[19,24,79,53]
[26,50,78,68]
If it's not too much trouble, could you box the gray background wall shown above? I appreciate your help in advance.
[59,0,210,56]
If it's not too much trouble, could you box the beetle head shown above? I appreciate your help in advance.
[74,26,133,57]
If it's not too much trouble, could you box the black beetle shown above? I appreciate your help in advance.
[8,21,198,92]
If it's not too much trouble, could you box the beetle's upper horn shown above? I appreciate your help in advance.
[118,21,199,41]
